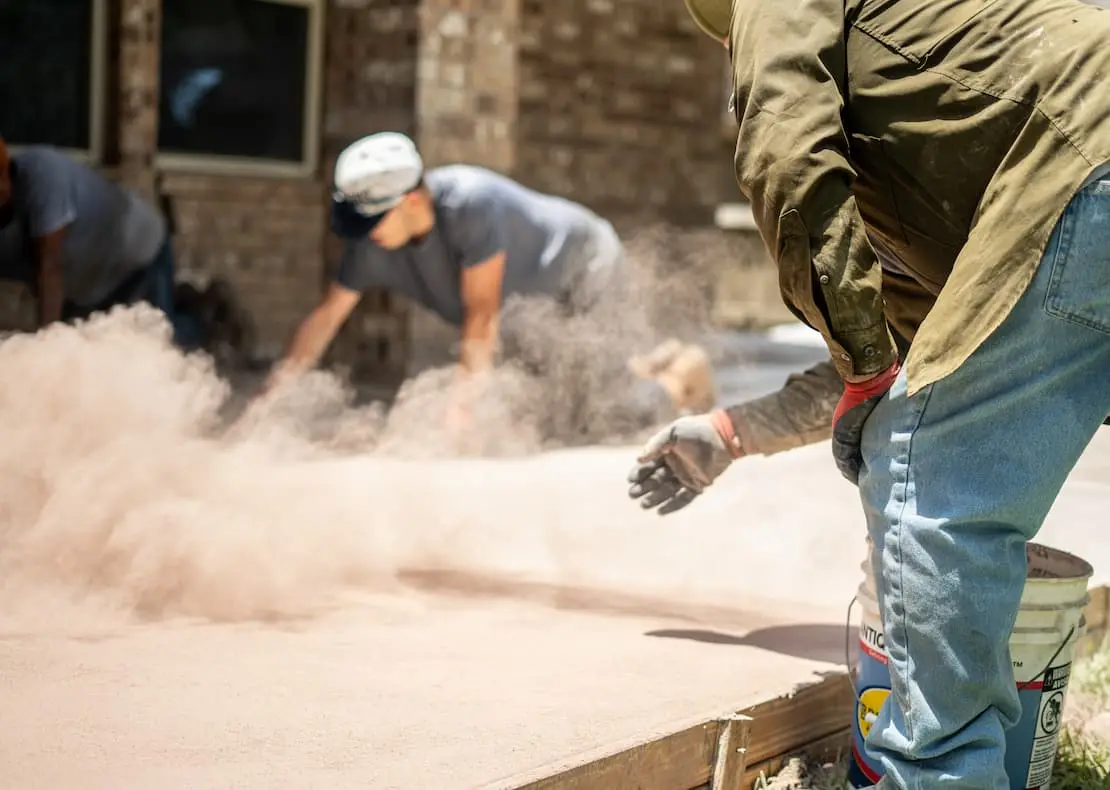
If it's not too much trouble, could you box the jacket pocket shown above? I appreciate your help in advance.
[1044,179,1110,336]
[852,0,999,66]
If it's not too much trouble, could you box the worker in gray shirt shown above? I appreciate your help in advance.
[0,138,200,346]
[264,132,714,442]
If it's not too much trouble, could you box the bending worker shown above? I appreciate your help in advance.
[264,131,714,442]
[0,139,198,345]
[629,1,1110,789]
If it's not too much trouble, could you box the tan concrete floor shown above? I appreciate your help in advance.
[0,428,1105,789]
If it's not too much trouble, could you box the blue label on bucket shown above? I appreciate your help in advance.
[848,633,1073,790]
[849,630,892,788]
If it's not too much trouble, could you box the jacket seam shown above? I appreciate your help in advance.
[849,24,1095,166]
[928,66,1092,158]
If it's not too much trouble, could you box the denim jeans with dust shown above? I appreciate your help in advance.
[857,177,1110,790]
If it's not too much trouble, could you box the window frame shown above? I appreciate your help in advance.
[5,0,109,165]
[154,0,326,179]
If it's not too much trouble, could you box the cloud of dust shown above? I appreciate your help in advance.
[0,224,751,629]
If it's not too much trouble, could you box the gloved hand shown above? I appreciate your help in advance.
[832,360,901,484]
[627,410,744,515]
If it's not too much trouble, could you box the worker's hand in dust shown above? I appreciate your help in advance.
[444,374,484,437]
[832,360,902,485]
[627,410,744,515]
[445,397,473,434]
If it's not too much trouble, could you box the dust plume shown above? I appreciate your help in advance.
[0,225,750,628]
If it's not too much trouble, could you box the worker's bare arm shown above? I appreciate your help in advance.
[264,282,362,392]
[33,228,67,327]
[458,251,506,377]
[724,359,842,455]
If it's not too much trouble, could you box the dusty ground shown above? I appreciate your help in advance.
[0,310,1105,790]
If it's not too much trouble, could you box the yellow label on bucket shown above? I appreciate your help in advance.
[858,688,890,739]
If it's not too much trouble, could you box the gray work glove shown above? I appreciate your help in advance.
[627,410,743,515]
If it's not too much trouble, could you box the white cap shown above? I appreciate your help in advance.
[332,132,424,217]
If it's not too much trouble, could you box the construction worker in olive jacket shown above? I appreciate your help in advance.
[628,1,1110,788]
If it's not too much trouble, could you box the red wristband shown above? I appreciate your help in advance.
[834,360,902,424]
[843,361,902,398]
[710,409,745,459]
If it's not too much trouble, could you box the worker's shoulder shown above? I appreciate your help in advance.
[15,144,98,171]
[12,145,82,177]
[11,146,110,196]
[427,164,528,212]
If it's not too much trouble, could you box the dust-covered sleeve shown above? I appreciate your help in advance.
[724,359,843,455]
[729,0,896,379]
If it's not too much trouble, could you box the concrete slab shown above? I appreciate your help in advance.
[0,594,840,790]
[0,419,1105,789]
[0,443,862,790]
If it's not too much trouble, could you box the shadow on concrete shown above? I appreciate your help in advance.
[644,623,859,666]
[398,568,785,630]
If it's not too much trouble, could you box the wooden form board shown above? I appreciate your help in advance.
[513,672,855,790]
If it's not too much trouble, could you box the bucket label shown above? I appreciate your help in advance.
[852,631,1078,790]
[1022,662,1071,790]
[861,621,885,659]
[857,688,890,740]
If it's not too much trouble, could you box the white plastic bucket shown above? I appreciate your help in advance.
[848,540,1092,790]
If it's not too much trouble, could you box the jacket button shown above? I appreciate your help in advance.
[864,345,876,357]
[819,275,830,284]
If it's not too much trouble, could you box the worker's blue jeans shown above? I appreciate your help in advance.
[859,175,1110,790]
[62,236,202,350]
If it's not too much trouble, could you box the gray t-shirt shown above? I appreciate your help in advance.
[0,147,167,306]
[335,165,619,326]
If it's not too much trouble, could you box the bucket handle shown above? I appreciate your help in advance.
[1022,624,1076,687]
[843,595,1076,708]
[845,594,865,706]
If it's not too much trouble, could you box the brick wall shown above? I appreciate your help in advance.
[164,174,325,357]
[515,0,734,224]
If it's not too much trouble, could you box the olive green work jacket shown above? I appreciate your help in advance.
[728,0,1110,394]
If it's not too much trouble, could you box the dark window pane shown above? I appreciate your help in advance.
[0,0,94,149]
[159,0,310,163]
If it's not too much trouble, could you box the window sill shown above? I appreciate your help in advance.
[155,152,317,180]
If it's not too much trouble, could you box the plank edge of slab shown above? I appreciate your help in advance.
[506,671,854,790]
[711,714,752,790]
